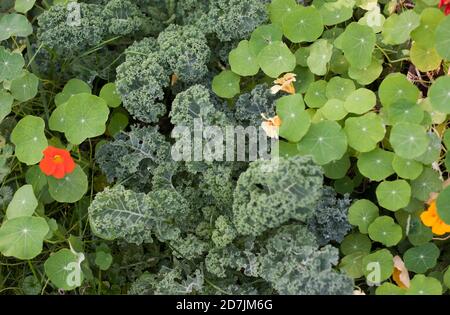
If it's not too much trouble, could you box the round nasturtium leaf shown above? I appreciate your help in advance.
[329,50,349,75]
[404,243,440,274]
[297,120,347,165]
[344,113,385,152]
[49,102,68,133]
[212,70,240,99]
[95,250,113,270]
[55,79,91,107]
[435,16,450,60]
[0,216,49,260]
[411,167,442,201]
[99,83,121,108]
[406,275,442,295]
[305,80,328,108]
[229,40,260,77]
[11,115,47,165]
[63,93,110,145]
[0,89,14,122]
[294,46,309,67]
[410,42,442,72]
[444,268,450,289]
[382,10,420,45]
[385,100,424,125]
[10,71,39,102]
[0,13,33,41]
[276,94,311,143]
[339,252,366,279]
[47,165,88,203]
[344,88,376,114]
[107,109,129,137]
[348,199,379,234]
[282,6,324,43]
[306,39,333,76]
[319,99,347,121]
[25,165,47,194]
[257,41,296,78]
[358,6,386,33]
[319,0,354,26]
[348,57,383,85]
[340,22,376,69]
[376,283,406,295]
[44,248,85,290]
[15,0,37,13]
[249,24,283,56]
[378,73,420,107]
[268,0,298,26]
[429,76,450,114]
[292,66,314,94]
[368,216,403,247]
[436,186,450,225]
[0,47,25,81]
[6,184,37,219]
[326,77,355,101]
[323,154,350,179]
[392,156,423,180]
[411,8,444,47]
[334,176,354,195]
[414,133,441,165]
[341,233,372,255]
[389,123,430,159]
[408,216,433,246]
[376,180,411,211]
[362,249,394,284]
[357,148,395,181]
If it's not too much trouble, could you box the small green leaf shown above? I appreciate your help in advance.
[276,94,311,142]
[0,216,49,260]
[99,83,121,108]
[339,252,366,278]
[357,148,395,181]
[348,199,379,234]
[344,113,385,152]
[344,88,376,114]
[376,283,405,295]
[435,16,450,60]
[341,233,372,256]
[282,6,324,43]
[229,40,259,77]
[411,8,444,47]
[410,42,442,72]
[414,133,441,165]
[0,47,25,81]
[44,248,84,290]
[212,70,240,99]
[304,80,328,108]
[323,153,350,179]
[362,249,394,284]
[54,79,91,107]
[392,156,423,180]
[406,275,442,295]
[6,184,37,219]
[107,109,129,137]
[411,167,442,201]
[49,102,68,133]
[319,0,354,26]
[340,22,376,69]
[429,76,450,114]
[385,100,424,125]
[326,76,355,101]
[436,185,450,225]
[257,41,296,78]
[379,73,420,107]
[376,180,411,211]
[63,93,109,145]
[249,24,283,56]
[297,120,347,165]
[10,71,39,102]
[382,10,420,45]
[368,216,403,247]
[389,123,430,159]
[95,251,113,271]
[15,0,36,13]
[306,39,333,76]
[11,115,47,165]
[268,0,298,26]
[0,13,33,41]
[48,165,88,203]
[319,99,347,121]
[0,89,14,122]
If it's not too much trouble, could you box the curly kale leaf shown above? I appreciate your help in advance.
[95,126,171,189]
[88,185,189,245]
[211,215,237,248]
[232,156,323,236]
[308,186,352,246]
[258,224,354,295]
[157,25,210,83]
[115,38,170,123]
[170,234,209,260]
[234,84,277,127]
[206,0,268,42]
[37,3,107,55]
[103,0,148,36]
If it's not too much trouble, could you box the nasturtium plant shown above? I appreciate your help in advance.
[229,40,260,76]
[212,70,240,98]
[257,41,296,78]
[276,94,310,142]
[54,78,92,107]
[376,180,411,211]
[404,242,440,273]
[282,6,323,43]
[344,113,385,152]
[10,71,39,102]
[348,199,379,234]
[0,13,33,41]
[44,248,85,291]
[389,123,430,159]
[47,165,88,203]
[0,47,25,81]
[378,73,420,107]
[340,22,376,69]
[6,184,38,219]
[362,249,394,283]
[368,216,402,247]
[11,116,47,165]
[357,148,395,181]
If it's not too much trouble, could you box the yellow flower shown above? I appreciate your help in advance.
[270,73,296,95]
[420,200,450,236]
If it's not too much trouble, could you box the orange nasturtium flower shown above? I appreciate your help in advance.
[270,73,296,95]
[420,200,450,235]
[39,146,76,179]
[261,114,282,139]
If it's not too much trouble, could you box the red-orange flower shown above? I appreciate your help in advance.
[439,0,450,15]
[39,146,76,179]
